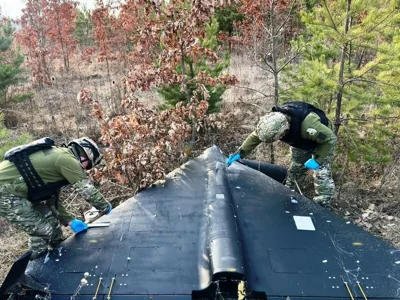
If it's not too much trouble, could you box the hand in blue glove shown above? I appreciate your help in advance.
[70,219,88,233]
[226,153,241,166]
[105,203,112,215]
[304,158,320,170]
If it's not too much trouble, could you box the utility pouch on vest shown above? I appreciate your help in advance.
[4,138,67,203]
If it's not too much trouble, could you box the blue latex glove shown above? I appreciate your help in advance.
[105,203,112,215]
[70,219,88,233]
[304,158,320,170]
[226,153,241,166]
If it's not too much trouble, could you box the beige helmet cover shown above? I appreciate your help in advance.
[69,137,102,167]
[256,112,290,143]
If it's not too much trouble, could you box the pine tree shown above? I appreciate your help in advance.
[281,0,400,164]
[75,6,93,49]
[215,4,244,36]
[0,18,25,107]
[158,17,230,113]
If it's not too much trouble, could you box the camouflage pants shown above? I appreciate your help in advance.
[285,146,335,206]
[0,190,63,259]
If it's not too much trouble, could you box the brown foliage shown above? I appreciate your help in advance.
[78,88,232,191]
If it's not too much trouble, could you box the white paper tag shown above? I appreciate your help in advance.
[293,216,316,231]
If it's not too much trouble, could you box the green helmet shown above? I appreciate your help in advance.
[256,112,289,143]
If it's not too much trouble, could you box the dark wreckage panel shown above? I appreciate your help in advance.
[2,146,400,300]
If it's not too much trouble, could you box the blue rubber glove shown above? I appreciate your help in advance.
[70,219,88,233]
[105,203,112,215]
[304,158,320,170]
[226,153,241,166]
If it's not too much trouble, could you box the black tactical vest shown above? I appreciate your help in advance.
[272,101,330,150]
[4,138,70,203]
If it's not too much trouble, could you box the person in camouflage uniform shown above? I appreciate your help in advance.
[0,137,112,260]
[227,101,336,207]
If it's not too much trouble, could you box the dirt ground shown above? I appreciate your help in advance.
[1,53,399,284]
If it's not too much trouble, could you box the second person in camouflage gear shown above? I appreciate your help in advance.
[226,101,336,206]
[0,137,112,260]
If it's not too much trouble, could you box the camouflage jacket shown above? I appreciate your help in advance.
[0,147,109,223]
[238,112,337,164]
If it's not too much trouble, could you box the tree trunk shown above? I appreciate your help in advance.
[2,89,7,109]
[270,0,279,163]
[180,42,195,158]
[189,60,195,79]
[56,12,69,72]
[180,43,191,102]
[270,0,279,105]
[334,0,352,135]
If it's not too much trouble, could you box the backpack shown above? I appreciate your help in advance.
[4,137,55,160]
[4,137,69,203]
[272,101,330,150]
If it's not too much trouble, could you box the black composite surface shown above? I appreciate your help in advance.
[2,146,400,299]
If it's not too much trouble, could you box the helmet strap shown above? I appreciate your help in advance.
[69,144,80,160]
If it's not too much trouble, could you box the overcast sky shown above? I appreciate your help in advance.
[0,0,96,19]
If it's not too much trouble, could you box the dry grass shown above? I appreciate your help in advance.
[8,59,162,142]
[222,53,272,121]
[0,219,29,282]
[332,162,400,247]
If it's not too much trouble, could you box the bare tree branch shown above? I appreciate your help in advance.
[343,78,400,88]
[340,124,359,149]
[233,86,274,98]
[342,116,400,122]
[307,21,339,30]
[103,180,134,191]
[267,36,287,51]
[276,0,297,34]
[334,0,352,135]
[261,22,273,37]
[341,64,374,84]
[356,48,366,69]
[252,52,275,72]
[276,36,310,73]
[0,108,22,114]
[250,35,275,72]
[322,0,339,33]
[366,9,396,35]
[238,98,270,111]
[277,52,301,73]
[248,96,276,101]
[347,9,396,43]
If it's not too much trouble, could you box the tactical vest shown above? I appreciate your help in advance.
[4,137,70,203]
[272,101,330,150]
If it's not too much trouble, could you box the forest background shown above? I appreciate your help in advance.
[0,0,399,282]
